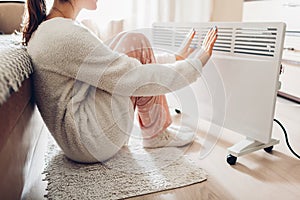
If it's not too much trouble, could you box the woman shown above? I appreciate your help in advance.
[23,0,218,163]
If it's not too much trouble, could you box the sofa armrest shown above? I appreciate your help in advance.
[0,78,45,200]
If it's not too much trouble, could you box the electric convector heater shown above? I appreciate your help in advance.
[151,22,286,164]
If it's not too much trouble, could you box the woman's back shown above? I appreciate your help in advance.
[27,17,138,163]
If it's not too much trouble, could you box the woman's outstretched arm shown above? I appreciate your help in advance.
[41,22,217,97]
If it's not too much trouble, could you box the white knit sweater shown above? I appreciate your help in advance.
[27,17,203,163]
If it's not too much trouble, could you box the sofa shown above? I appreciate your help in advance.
[0,77,48,200]
[0,34,49,200]
[0,1,48,199]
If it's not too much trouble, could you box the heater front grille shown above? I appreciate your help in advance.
[152,23,283,58]
[234,28,277,57]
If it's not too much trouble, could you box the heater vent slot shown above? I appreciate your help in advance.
[233,28,277,57]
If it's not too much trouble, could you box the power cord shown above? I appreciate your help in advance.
[273,118,300,159]
[174,109,299,159]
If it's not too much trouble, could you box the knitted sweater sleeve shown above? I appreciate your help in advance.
[57,24,203,97]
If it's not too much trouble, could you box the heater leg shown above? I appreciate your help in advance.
[226,137,279,165]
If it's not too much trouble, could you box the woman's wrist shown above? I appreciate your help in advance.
[176,47,211,66]
[175,54,183,61]
[198,50,211,66]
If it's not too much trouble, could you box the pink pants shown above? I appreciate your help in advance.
[105,32,172,139]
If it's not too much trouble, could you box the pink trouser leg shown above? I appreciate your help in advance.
[105,32,172,138]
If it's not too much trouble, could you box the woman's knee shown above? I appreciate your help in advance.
[108,31,155,64]
[123,32,149,42]
[124,33,155,64]
[116,32,152,50]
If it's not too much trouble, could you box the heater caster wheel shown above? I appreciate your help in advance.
[264,146,273,153]
[227,154,237,165]
[175,109,181,114]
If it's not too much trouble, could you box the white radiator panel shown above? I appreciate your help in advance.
[152,22,286,143]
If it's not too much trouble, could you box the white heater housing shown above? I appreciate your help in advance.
[151,22,286,162]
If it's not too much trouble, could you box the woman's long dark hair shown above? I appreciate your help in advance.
[22,0,71,45]
[22,0,47,45]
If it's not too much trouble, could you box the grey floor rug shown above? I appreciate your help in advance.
[43,135,207,200]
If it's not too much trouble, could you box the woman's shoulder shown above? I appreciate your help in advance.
[39,17,90,37]
[28,17,102,53]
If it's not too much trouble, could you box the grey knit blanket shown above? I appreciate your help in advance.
[0,34,33,105]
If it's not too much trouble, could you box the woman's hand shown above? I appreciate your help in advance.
[201,26,218,57]
[189,26,218,66]
[197,26,218,66]
[175,29,196,60]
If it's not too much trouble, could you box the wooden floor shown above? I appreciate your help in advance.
[26,97,300,200]
[129,98,300,200]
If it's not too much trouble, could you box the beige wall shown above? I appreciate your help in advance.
[210,0,243,21]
